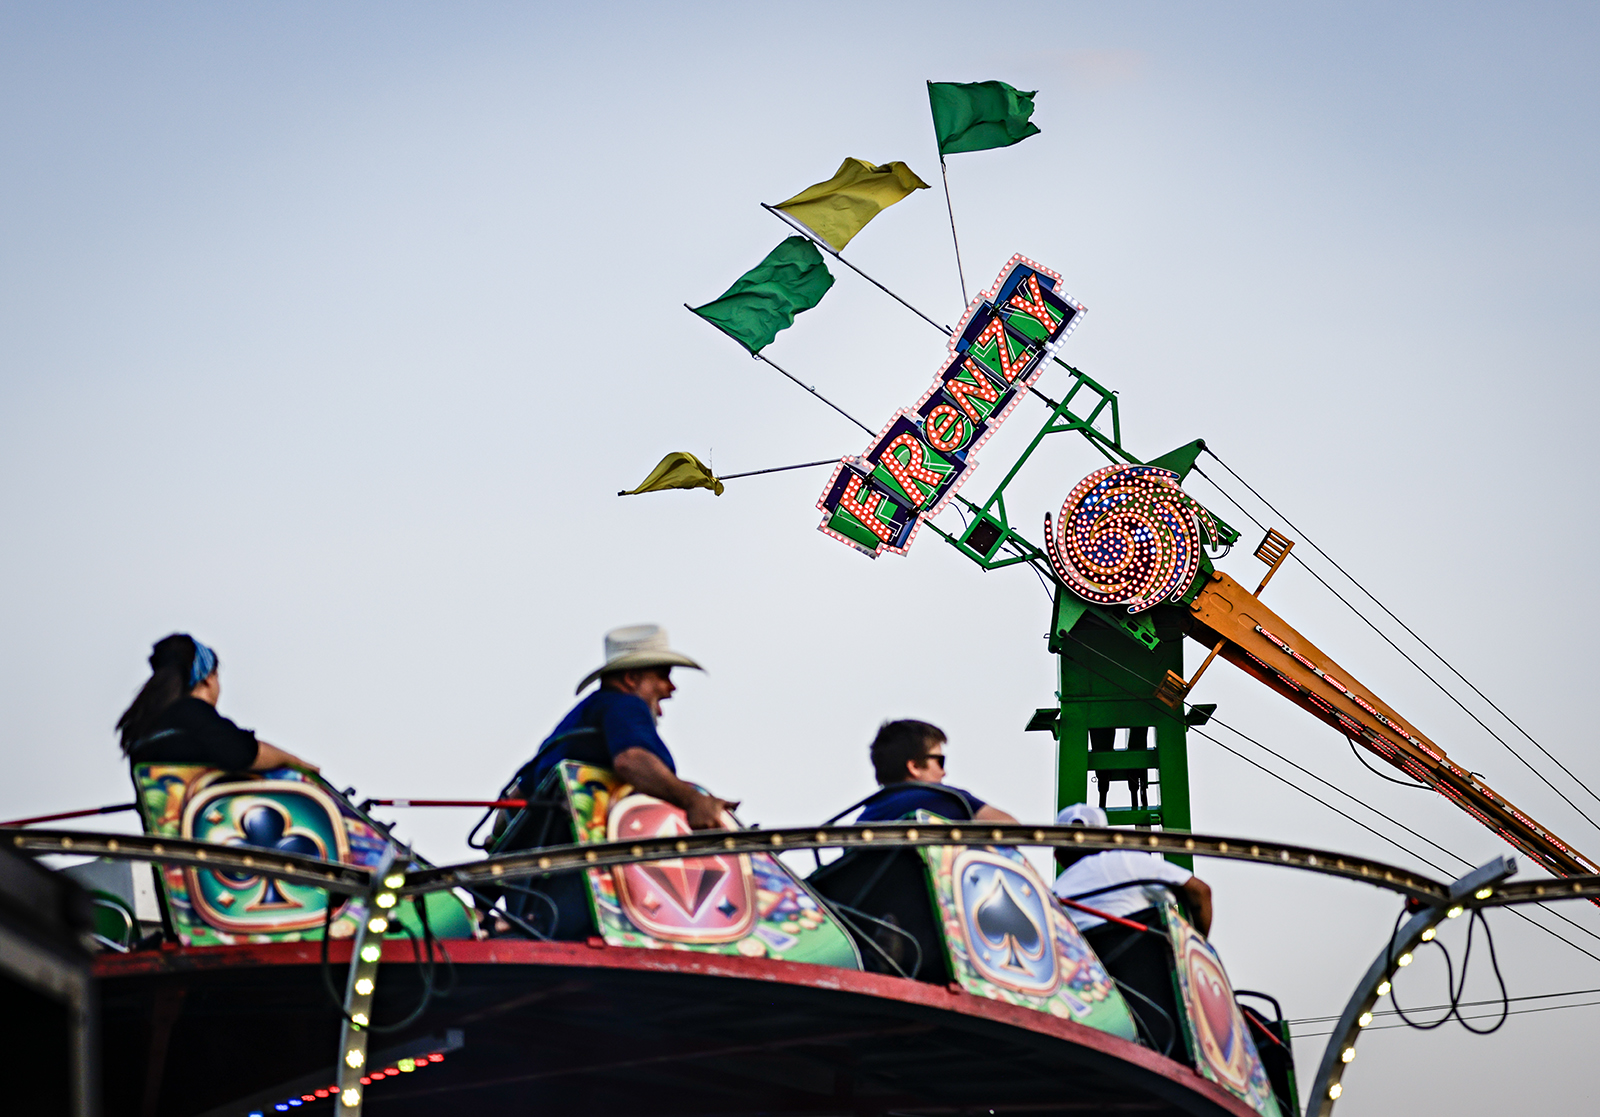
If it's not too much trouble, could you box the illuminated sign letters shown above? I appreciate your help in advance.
[817,255,1085,557]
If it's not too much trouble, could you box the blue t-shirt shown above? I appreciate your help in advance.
[856,782,986,822]
[521,690,676,789]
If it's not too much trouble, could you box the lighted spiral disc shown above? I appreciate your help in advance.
[1045,464,1220,613]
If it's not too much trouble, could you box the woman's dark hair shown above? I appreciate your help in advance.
[116,634,203,755]
[870,719,946,785]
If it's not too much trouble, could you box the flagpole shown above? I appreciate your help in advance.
[684,305,875,437]
[718,458,839,481]
[938,155,968,307]
[928,80,970,306]
[761,205,954,336]
[755,353,875,436]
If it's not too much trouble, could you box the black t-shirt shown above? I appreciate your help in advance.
[128,697,260,770]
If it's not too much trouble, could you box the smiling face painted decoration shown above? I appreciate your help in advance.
[1045,464,1222,613]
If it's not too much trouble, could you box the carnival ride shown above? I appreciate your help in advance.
[11,88,1600,1117]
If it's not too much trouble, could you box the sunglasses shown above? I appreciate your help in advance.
[923,753,946,769]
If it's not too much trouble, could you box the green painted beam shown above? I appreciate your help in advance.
[1088,750,1162,771]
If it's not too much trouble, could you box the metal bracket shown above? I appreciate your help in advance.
[1252,529,1295,595]
[1307,856,1516,1115]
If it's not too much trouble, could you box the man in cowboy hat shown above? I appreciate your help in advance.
[516,624,738,830]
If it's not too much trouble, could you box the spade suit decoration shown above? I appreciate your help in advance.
[558,763,860,968]
[916,816,1137,1040]
[956,850,1059,993]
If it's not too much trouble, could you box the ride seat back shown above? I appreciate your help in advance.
[807,848,949,981]
[130,763,473,945]
[485,769,595,941]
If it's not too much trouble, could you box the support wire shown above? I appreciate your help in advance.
[1198,448,1600,815]
[1058,629,1600,965]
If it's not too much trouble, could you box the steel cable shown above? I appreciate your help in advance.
[1289,984,1600,1026]
[1386,905,1510,1036]
[1194,452,1600,825]
[1058,630,1600,964]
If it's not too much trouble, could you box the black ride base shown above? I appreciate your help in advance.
[98,939,1259,1117]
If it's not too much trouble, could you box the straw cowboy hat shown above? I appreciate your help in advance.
[576,624,705,693]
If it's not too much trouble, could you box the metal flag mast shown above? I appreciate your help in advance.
[928,79,970,306]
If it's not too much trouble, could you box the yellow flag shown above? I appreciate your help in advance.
[618,452,725,497]
[774,158,930,251]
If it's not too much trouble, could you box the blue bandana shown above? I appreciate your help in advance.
[189,641,218,689]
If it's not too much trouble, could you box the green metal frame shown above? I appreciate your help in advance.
[923,358,1236,861]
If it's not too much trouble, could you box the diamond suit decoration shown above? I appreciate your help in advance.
[607,794,755,943]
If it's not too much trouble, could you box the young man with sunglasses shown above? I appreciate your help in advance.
[854,719,1019,823]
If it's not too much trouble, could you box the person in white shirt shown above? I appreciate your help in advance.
[1051,803,1212,935]
[1051,803,1212,1054]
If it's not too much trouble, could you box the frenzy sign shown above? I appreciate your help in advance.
[816,255,1084,557]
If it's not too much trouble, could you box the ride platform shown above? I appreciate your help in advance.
[98,937,1263,1117]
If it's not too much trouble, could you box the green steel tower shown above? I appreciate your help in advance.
[927,367,1235,862]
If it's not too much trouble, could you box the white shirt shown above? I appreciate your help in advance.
[1052,850,1192,930]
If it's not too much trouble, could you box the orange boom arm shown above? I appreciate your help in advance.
[1185,570,1599,881]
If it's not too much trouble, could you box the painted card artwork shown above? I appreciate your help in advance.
[133,764,474,946]
[609,794,758,943]
[558,763,860,968]
[1158,897,1280,1117]
[184,778,349,934]
[916,817,1137,1040]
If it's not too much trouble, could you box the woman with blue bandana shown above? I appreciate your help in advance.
[116,634,317,772]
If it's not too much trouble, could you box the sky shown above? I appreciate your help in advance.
[3,2,1599,1112]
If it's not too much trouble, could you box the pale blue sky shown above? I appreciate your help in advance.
[4,4,1599,1111]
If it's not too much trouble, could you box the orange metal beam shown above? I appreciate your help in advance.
[1187,570,1600,880]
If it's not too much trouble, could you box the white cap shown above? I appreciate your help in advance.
[1056,803,1108,827]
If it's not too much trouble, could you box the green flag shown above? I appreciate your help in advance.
[773,158,930,251]
[927,80,1041,156]
[689,236,834,354]
[619,452,724,497]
